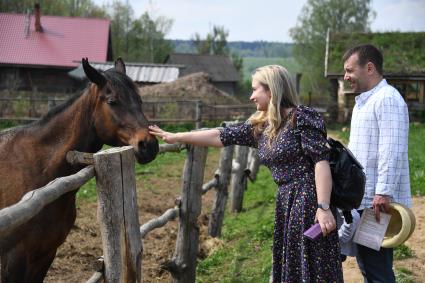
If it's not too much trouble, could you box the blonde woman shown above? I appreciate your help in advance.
[149,65,343,282]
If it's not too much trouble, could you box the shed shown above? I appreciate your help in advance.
[69,61,182,86]
[164,53,240,95]
[325,31,425,122]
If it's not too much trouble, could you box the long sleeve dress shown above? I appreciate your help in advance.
[219,105,343,283]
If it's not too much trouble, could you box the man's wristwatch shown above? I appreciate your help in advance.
[318,203,330,211]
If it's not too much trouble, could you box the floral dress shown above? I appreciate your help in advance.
[219,105,343,283]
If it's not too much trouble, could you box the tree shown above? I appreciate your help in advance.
[0,0,106,17]
[105,0,134,60]
[192,26,229,56]
[289,0,375,98]
[127,12,174,63]
[192,25,244,80]
[105,1,173,63]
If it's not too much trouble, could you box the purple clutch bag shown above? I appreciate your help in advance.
[303,223,322,241]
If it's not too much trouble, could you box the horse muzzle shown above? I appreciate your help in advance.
[134,138,159,164]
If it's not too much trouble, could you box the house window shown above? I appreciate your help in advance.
[392,81,420,103]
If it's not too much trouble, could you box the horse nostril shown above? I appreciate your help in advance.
[138,141,147,151]
[135,139,159,164]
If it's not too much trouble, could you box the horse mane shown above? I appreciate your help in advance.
[32,89,87,127]
[31,69,141,127]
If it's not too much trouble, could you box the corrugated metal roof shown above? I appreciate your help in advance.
[0,13,110,68]
[69,62,181,83]
[165,53,240,82]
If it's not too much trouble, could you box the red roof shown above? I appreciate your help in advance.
[0,13,110,68]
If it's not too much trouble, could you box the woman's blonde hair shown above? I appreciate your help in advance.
[248,65,299,142]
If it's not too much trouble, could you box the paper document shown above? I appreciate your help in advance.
[353,208,391,251]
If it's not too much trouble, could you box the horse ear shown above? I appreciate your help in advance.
[82,58,107,87]
[114,57,126,74]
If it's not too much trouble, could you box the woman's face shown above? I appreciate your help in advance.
[250,79,271,111]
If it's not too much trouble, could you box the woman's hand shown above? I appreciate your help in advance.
[149,125,179,144]
[315,209,336,236]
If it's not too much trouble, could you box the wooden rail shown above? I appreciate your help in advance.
[0,166,94,241]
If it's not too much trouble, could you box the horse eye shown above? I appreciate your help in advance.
[107,98,117,105]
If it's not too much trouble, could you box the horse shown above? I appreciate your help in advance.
[0,58,159,282]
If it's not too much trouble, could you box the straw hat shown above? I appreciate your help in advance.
[381,202,416,248]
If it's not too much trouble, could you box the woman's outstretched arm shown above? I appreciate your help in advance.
[149,125,224,147]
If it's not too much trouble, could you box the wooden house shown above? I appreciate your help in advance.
[325,31,425,122]
[164,53,241,95]
[0,4,112,95]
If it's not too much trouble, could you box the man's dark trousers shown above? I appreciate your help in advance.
[356,210,395,283]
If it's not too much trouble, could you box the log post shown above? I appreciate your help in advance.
[94,146,142,283]
[165,145,208,283]
[230,145,249,212]
[47,96,56,111]
[195,100,202,129]
[208,145,234,237]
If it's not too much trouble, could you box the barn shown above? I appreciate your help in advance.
[0,4,112,94]
[164,53,241,95]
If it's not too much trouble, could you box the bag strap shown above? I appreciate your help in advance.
[328,137,364,170]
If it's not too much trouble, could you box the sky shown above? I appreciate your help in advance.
[94,0,425,42]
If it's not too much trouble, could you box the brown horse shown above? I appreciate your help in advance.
[0,58,159,282]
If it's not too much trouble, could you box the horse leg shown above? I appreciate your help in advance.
[1,243,30,283]
[1,246,56,283]
[28,249,58,283]
[1,192,77,282]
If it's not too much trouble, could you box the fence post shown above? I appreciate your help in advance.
[48,97,56,111]
[230,145,249,212]
[195,100,202,129]
[165,145,208,283]
[208,145,234,237]
[94,146,142,283]
[247,148,260,182]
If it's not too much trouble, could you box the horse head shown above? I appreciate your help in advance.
[82,58,159,164]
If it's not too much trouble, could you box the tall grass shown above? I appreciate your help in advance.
[408,123,425,196]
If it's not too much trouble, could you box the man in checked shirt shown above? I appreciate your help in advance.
[343,44,412,283]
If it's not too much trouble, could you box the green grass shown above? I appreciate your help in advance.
[408,123,425,196]
[395,267,414,283]
[197,167,276,282]
[394,244,414,260]
[76,143,189,201]
[0,120,20,130]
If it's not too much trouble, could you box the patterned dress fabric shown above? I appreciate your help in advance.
[219,105,343,283]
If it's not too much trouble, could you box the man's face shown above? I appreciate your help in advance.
[343,53,369,93]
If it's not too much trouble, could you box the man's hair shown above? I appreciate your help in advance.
[342,44,383,75]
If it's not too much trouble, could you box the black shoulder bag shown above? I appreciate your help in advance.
[294,113,366,223]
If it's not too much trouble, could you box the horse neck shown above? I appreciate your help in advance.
[33,87,102,154]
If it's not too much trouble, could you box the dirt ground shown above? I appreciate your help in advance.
[44,150,425,282]
[45,151,220,283]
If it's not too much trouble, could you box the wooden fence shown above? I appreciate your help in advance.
[0,97,256,128]
[0,129,260,282]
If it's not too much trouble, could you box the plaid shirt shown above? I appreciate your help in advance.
[348,79,411,209]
